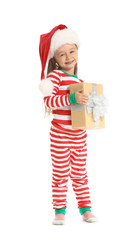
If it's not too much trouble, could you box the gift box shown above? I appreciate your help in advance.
[70,82,107,130]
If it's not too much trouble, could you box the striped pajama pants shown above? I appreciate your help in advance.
[49,124,92,210]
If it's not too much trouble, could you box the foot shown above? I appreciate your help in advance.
[52,213,65,225]
[82,211,98,223]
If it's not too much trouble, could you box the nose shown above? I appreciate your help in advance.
[66,53,70,59]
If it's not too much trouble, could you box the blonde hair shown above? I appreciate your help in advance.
[44,56,78,118]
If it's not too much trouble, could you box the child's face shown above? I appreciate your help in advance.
[54,44,78,74]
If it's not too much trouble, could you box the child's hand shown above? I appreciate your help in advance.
[75,88,89,105]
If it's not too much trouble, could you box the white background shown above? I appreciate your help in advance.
[0,0,139,239]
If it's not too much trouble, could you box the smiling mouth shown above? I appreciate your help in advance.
[65,60,74,65]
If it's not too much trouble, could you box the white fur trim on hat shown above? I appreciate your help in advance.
[38,78,54,97]
[48,28,80,59]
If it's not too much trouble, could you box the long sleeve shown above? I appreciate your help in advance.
[44,71,71,109]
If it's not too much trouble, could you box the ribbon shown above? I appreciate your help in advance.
[71,83,108,129]
[86,84,108,128]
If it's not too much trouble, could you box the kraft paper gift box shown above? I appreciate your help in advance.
[70,82,106,130]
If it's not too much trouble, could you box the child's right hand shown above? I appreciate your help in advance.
[75,88,89,105]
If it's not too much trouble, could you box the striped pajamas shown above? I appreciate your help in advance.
[44,70,92,210]
[50,125,92,209]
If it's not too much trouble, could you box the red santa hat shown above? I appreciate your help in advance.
[39,24,80,96]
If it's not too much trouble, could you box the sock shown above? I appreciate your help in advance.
[55,208,66,215]
[79,207,91,215]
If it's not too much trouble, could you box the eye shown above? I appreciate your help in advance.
[70,50,74,54]
[60,53,65,57]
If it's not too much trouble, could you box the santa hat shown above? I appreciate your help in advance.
[39,24,80,97]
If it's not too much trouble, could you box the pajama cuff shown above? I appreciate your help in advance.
[69,92,78,105]
[55,208,66,215]
[79,207,91,215]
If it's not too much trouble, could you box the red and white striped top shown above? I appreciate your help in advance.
[44,69,84,133]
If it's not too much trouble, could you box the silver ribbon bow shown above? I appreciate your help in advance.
[86,84,108,128]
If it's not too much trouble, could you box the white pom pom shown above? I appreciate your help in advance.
[38,78,54,97]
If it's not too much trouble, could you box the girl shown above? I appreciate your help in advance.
[39,24,97,225]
